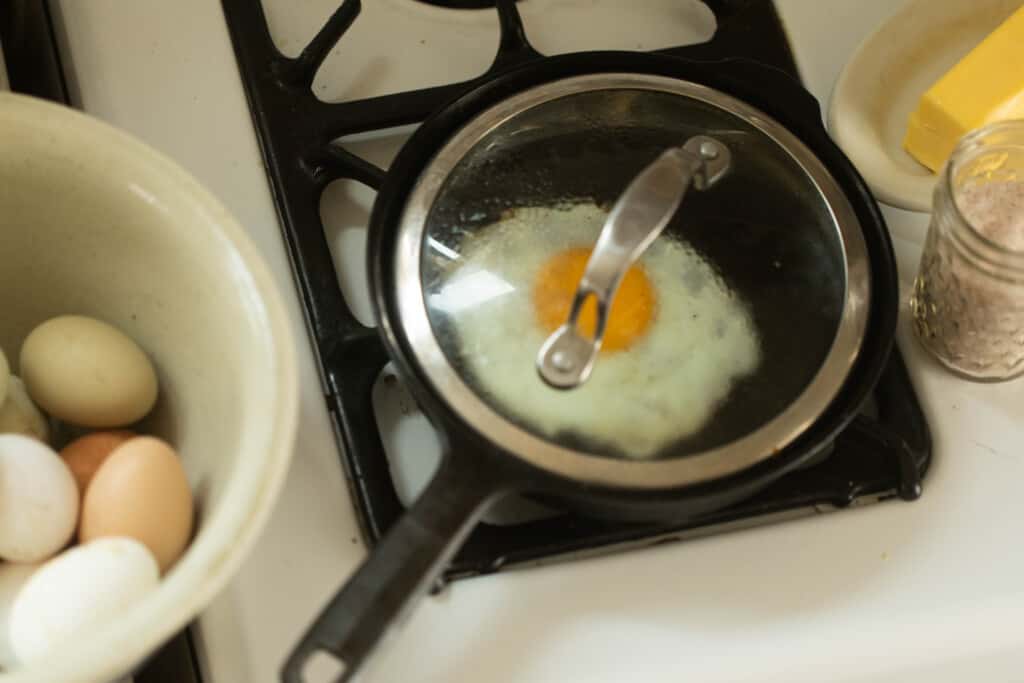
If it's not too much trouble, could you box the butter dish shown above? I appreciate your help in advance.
[828,0,1023,212]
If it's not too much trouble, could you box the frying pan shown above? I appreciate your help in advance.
[282,27,897,683]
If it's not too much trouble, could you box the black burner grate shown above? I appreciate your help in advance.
[219,0,931,583]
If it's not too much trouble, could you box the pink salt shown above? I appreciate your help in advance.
[957,179,1024,251]
[912,178,1024,379]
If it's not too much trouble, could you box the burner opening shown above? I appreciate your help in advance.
[321,180,376,328]
[371,363,560,526]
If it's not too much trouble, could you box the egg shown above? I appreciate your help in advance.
[9,537,159,663]
[0,562,40,668]
[0,435,78,562]
[0,377,50,443]
[429,202,761,458]
[80,436,193,573]
[19,315,158,428]
[59,430,135,495]
[0,346,9,408]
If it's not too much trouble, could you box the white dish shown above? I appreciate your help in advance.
[0,92,299,682]
[827,0,1023,212]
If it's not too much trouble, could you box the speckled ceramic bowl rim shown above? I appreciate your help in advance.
[0,92,299,683]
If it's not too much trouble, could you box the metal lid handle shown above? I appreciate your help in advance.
[536,135,731,389]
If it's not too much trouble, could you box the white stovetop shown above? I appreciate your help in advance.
[47,1,1024,681]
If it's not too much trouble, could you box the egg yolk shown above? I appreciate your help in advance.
[533,247,656,352]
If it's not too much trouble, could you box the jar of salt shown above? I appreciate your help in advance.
[911,120,1024,381]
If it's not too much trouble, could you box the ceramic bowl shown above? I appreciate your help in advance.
[827,0,1022,212]
[0,92,298,682]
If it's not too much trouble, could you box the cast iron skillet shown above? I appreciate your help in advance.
[282,44,897,683]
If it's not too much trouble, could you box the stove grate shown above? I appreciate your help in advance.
[219,0,930,584]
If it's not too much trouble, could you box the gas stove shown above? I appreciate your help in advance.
[219,0,928,586]
[9,2,1024,682]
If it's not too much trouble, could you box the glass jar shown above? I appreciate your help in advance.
[911,120,1024,381]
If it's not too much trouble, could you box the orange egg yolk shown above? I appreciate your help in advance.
[532,247,656,353]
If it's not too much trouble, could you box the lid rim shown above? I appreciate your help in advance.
[392,72,871,490]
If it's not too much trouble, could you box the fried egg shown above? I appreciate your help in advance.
[428,202,761,458]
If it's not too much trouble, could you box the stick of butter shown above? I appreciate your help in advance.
[904,5,1024,173]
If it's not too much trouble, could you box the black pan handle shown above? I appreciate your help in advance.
[281,454,507,683]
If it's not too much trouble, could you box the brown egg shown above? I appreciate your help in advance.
[79,436,193,573]
[59,430,135,494]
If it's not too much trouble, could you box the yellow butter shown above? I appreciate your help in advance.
[904,5,1024,173]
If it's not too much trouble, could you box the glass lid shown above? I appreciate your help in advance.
[394,74,869,487]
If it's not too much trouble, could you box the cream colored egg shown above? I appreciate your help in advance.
[0,346,9,408]
[433,202,761,458]
[0,376,50,443]
[0,562,40,668]
[9,537,159,663]
[0,435,78,562]
[80,436,193,573]
[20,315,158,428]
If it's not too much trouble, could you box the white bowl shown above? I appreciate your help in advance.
[827,0,1022,212]
[0,92,298,681]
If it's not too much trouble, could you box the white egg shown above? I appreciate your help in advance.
[431,202,761,458]
[9,537,159,664]
[0,347,9,408]
[0,562,40,668]
[0,435,78,562]
[0,377,50,443]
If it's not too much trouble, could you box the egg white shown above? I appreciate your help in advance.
[429,202,761,458]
